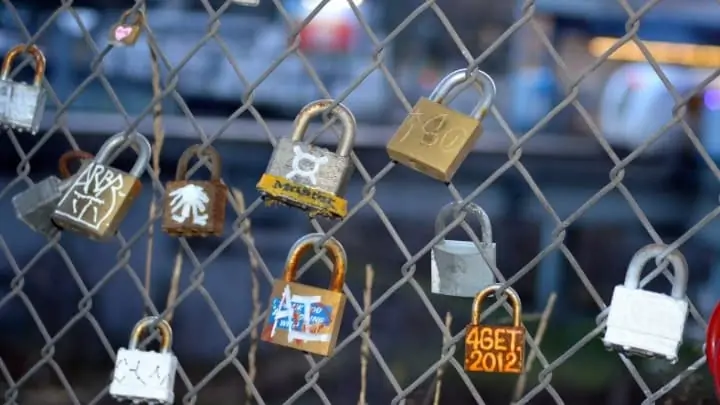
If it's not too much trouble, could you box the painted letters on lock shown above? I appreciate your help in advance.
[55,163,126,230]
[267,285,333,343]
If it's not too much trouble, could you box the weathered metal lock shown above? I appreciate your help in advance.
[257,99,356,219]
[603,244,689,363]
[109,8,145,46]
[52,131,152,240]
[109,317,178,404]
[465,284,524,373]
[12,150,93,238]
[262,233,347,356]
[431,202,496,297]
[162,144,227,237]
[0,44,47,134]
[386,68,496,182]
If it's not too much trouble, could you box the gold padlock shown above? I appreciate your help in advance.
[261,233,347,356]
[109,8,145,46]
[386,68,496,182]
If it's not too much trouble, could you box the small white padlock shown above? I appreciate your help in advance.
[430,202,496,297]
[109,317,178,404]
[602,244,689,363]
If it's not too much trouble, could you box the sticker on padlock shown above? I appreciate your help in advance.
[386,68,496,182]
[109,8,145,46]
[261,233,347,356]
[12,150,94,238]
[257,99,356,219]
[464,284,525,373]
[602,244,689,362]
[52,131,152,240]
[0,44,47,134]
[162,144,227,237]
[109,317,178,404]
[431,202,496,297]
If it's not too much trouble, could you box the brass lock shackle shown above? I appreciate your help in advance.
[290,99,357,157]
[94,132,152,177]
[283,233,347,292]
[429,68,496,120]
[624,243,688,299]
[1,44,46,86]
[58,150,94,179]
[471,284,522,327]
[435,202,492,244]
[175,144,222,181]
[128,316,173,352]
[117,7,146,25]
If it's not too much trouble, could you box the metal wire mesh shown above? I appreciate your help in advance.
[0,0,717,404]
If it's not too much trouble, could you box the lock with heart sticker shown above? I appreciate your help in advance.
[109,8,145,46]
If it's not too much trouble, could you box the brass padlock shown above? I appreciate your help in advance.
[386,68,496,182]
[51,131,152,240]
[261,233,347,356]
[109,8,145,46]
[162,144,227,237]
[0,44,47,134]
[464,284,524,373]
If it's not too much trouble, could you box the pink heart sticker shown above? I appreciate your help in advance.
[114,26,133,41]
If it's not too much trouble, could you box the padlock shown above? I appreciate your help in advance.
[386,68,496,182]
[109,317,178,404]
[162,144,227,237]
[109,8,145,46]
[51,131,152,240]
[261,233,347,356]
[256,99,356,219]
[12,150,94,238]
[602,244,689,362]
[0,44,47,134]
[464,284,525,373]
[431,202,496,297]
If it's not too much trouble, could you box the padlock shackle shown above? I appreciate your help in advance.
[58,150,94,179]
[623,243,688,299]
[128,316,173,352]
[435,202,492,244]
[94,131,152,177]
[470,284,522,327]
[117,7,146,26]
[0,44,46,86]
[428,68,496,120]
[290,99,357,157]
[175,144,222,181]
[283,233,347,292]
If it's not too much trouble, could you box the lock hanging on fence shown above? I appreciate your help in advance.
[12,149,94,238]
[257,99,356,219]
[109,8,145,46]
[52,131,152,240]
[261,233,348,356]
[0,44,47,134]
[162,144,227,237]
[386,68,496,182]
[464,284,525,373]
[602,244,689,363]
[431,202,496,297]
[109,317,178,404]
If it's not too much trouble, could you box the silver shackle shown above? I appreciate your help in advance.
[435,202,492,244]
[429,68,497,120]
[94,131,152,177]
[127,316,173,353]
[623,243,688,299]
[290,99,357,157]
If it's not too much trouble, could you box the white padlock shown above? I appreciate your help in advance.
[109,317,178,404]
[602,244,689,363]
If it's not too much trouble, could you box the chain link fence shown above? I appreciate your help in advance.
[0,0,718,404]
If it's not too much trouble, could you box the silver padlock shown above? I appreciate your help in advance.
[12,150,93,237]
[431,202,496,297]
[257,99,356,219]
[602,244,689,363]
[0,44,47,134]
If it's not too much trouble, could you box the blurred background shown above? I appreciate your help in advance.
[1,0,720,403]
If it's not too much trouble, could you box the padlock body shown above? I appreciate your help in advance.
[257,138,351,218]
[12,176,63,237]
[602,285,688,361]
[109,347,178,404]
[0,80,46,134]
[261,280,346,356]
[431,240,495,297]
[387,98,482,182]
[109,23,142,46]
[162,180,227,237]
[464,325,524,373]
[51,163,142,240]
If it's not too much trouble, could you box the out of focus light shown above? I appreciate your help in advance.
[589,36,720,69]
[704,90,720,111]
[300,0,364,14]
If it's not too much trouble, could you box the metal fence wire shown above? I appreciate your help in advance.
[1,0,719,404]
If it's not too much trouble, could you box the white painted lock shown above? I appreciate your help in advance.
[109,317,178,404]
[602,244,689,363]
[431,202,496,297]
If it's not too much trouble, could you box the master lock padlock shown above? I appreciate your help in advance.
[431,202,496,297]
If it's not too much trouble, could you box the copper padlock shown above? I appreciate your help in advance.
[109,8,145,46]
[261,233,347,356]
[464,284,525,373]
[162,144,227,237]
